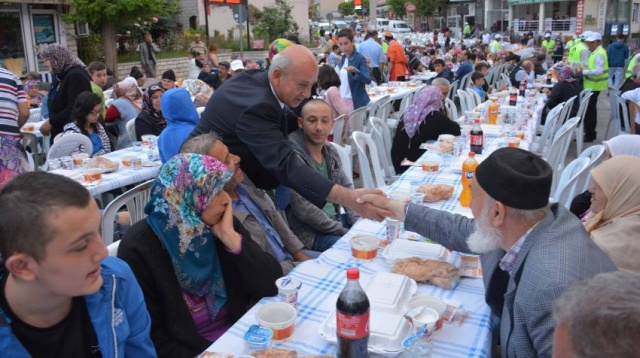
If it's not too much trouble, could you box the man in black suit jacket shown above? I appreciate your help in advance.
[190,45,388,220]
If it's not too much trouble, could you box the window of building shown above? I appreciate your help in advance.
[633,3,639,22]
[0,11,27,76]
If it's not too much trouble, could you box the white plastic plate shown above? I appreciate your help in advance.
[382,240,446,264]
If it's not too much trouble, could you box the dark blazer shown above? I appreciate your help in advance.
[118,219,282,358]
[543,80,582,123]
[47,66,92,141]
[190,70,334,208]
[391,109,461,174]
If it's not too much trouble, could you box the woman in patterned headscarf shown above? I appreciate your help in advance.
[135,84,165,140]
[38,43,92,142]
[117,153,281,357]
[542,63,582,124]
[390,85,461,174]
[105,78,143,148]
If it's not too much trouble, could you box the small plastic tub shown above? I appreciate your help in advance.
[275,277,302,306]
[83,168,103,183]
[410,192,426,204]
[421,160,440,173]
[350,235,380,260]
[405,306,440,336]
[121,155,135,167]
[72,153,89,167]
[243,324,272,352]
[506,137,521,148]
[256,302,297,341]
[131,157,143,168]
[22,123,35,132]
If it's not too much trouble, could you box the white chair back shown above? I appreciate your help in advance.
[532,103,563,155]
[107,240,121,257]
[126,118,137,143]
[468,89,482,107]
[459,72,473,90]
[197,106,206,117]
[369,117,395,180]
[347,107,368,134]
[556,96,577,131]
[457,89,471,113]
[352,131,387,189]
[574,92,593,154]
[368,95,390,120]
[546,116,580,193]
[103,89,114,100]
[576,144,606,192]
[28,108,41,123]
[47,133,93,162]
[445,98,459,121]
[332,114,347,146]
[327,142,353,187]
[105,98,114,108]
[101,180,154,244]
[447,81,458,101]
[552,157,591,209]
[606,94,633,139]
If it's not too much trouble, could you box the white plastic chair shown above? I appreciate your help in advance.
[457,89,473,113]
[107,240,121,257]
[351,131,387,189]
[105,98,114,108]
[46,133,93,162]
[386,91,414,130]
[126,118,137,143]
[327,142,353,187]
[606,93,633,139]
[447,80,458,101]
[374,99,394,122]
[551,157,591,209]
[574,92,593,154]
[576,144,606,192]
[367,95,390,120]
[27,108,41,123]
[347,107,368,134]
[445,98,459,121]
[545,116,580,193]
[468,89,482,107]
[556,96,577,129]
[531,104,563,155]
[100,179,154,245]
[369,117,395,181]
[332,114,347,146]
[459,72,473,90]
[196,106,206,117]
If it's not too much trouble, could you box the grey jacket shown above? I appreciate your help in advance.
[405,203,616,357]
[287,129,355,249]
[138,41,158,67]
[231,183,305,274]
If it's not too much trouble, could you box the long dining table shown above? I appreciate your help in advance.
[203,94,546,357]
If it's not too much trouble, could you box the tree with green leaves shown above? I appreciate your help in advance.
[252,0,299,43]
[412,0,439,18]
[67,0,176,75]
[387,0,407,18]
[338,1,355,16]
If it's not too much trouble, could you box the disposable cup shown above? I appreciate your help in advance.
[256,302,297,340]
[350,235,380,260]
[275,277,302,306]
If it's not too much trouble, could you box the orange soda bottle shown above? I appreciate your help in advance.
[460,152,478,207]
[487,97,499,124]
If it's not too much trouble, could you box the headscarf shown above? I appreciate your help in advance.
[40,44,86,102]
[114,78,143,111]
[553,63,576,83]
[145,153,233,320]
[401,86,444,139]
[142,85,165,126]
[186,79,214,102]
[269,38,293,60]
[584,156,640,273]
[603,134,640,157]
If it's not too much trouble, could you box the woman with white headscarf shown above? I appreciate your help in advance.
[105,77,143,149]
[390,86,461,174]
[38,44,92,142]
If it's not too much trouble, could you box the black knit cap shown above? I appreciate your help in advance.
[162,69,176,81]
[475,148,552,210]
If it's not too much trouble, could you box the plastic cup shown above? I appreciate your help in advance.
[131,157,143,168]
[22,123,34,132]
[83,168,102,183]
[72,153,89,167]
[275,277,302,306]
[60,156,73,170]
[506,137,520,148]
[350,235,380,260]
[141,134,157,149]
[411,192,426,204]
[385,218,401,245]
[121,155,135,167]
[48,158,61,171]
[132,141,143,152]
[406,306,440,337]
[421,160,440,173]
[256,302,297,341]
[515,131,525,140]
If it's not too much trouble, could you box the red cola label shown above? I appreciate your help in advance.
[337,311,370,340]
[470,134,483,146]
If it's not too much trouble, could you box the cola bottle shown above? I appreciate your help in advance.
[470,119,484,155]
[519,80,526,97]
[336,268,370,358]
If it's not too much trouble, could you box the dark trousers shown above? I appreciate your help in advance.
[372,67,382,84]
[584,90,600,136]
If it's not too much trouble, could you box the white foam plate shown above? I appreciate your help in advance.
[382,240,446,264]
[364,272,417,315]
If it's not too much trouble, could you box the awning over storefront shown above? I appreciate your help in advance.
[508,0,570,5]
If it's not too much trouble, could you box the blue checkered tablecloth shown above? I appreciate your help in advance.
[204,100,543,357]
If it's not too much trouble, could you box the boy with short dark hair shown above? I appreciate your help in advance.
[0,172,156,357]
[88,61,108,116]
[471,71,486,101]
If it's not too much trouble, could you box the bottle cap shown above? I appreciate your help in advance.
[347,267,360,280]
[474,119,481,123]
[468,152,476,157]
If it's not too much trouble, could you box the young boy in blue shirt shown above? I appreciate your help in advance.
[0,172,156,357]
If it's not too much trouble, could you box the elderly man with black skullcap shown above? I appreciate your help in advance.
[358,147,617,357]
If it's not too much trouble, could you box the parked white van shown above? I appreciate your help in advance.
[388,20,412,33]
[376,19,389,31]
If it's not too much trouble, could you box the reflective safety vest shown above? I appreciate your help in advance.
[569,41,588,64]
[566,39,574,49]
[584,46,608,91]
[626,54,640,79]
[542,39,555,53]
[490,40,500,53]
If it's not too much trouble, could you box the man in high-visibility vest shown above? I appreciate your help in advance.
[580,31,608,142]
[490,34,501,53]
[464,22,472,38]
[568,33,590,66]
[625,50,640,80]
[542,33,555,54]
[565,35,577,51]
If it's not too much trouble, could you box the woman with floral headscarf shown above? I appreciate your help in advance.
[391,86,461,174]
[118,153,281,357]
[135,85,165,140]
[38,44,92,142]
[541,63,582,124]
[105,78,143,148]
[584,155,640,274]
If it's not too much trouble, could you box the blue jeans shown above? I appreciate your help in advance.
[608,67,625,90]
[312,233,342,252]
